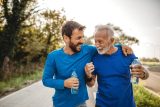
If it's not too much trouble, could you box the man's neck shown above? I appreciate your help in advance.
[105,46,118,55]
[63,46,75,55]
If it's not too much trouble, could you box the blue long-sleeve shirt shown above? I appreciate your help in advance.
[42,44,96,107]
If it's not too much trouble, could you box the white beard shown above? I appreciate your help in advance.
[97,46,111,55]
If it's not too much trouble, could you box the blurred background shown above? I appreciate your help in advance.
[0,0,160,107]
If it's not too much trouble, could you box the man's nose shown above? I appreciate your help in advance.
[80,38,84,43]
[95,42,100,47]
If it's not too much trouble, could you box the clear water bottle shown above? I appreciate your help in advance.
[131,59,141,84]
[71,69,78,94]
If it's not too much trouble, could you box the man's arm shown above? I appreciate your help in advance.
[115,43,133,56]
[85,62,96,87]
[42,53,79,89]
[130,65,149,80]
[140,67,149,80]
[121,45,133,56]
[42,53,65,89]
[85,75,96,87]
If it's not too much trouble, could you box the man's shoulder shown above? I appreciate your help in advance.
[48,48,62,56]
[82,44,96,51]
[82,44,94,48]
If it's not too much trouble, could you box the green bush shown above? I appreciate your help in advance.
[140,57,160,62]
[133,85,160,107]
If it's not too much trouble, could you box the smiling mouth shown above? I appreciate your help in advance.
[77,44,82,48]
[76,45,81,50]
[97,47,102,50]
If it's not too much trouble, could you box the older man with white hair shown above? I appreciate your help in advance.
[85,25,149,107]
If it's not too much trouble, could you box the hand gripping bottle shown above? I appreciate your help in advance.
[71,69,78,94]
[131,59,141,84]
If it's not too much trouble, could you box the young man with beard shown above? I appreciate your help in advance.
[42,21,133,107]
[85,25,149,107]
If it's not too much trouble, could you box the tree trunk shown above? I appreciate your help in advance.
[0,25,17,79]
[0,56,10,80]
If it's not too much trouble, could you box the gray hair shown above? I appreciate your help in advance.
[94,25,114,37]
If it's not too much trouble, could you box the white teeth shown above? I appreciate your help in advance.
[97,47,102,50]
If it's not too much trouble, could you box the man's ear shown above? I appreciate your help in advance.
[63,35,70,43]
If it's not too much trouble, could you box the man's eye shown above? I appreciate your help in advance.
[77,36,84,40]
[98,41,102,44]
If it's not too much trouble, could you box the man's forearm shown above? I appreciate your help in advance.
[42,78,64,89]
[86,75,96,87]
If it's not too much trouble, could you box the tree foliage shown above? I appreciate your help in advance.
[0,0,66,80]
[14,9,66,64]
[15,26,45,63]
[0,0,39,79]
[85,23,139,46]
[107,23,139,46]
[0,0,38,64]
[40,9,66,56]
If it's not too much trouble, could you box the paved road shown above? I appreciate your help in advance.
[0,81,53,107]
[143,71,160,95]
[0,81,96,107]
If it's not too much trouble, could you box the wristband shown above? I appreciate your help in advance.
[86,76,93,82]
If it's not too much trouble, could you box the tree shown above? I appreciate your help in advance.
[14,9,67,64]
[85,23,139,46]
[84,36,94,45]
[15,25,45,64]
[107,23,139,46]
[0,0,38,79]
[40,9,66,56]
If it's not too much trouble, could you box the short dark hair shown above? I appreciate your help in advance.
[62,21,85,38]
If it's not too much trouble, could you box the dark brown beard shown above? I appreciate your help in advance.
[69,41,81,53]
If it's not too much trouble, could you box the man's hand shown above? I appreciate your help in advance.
[122,45,133,56]
[85,62,94,78]
[64,77,79,88]
[130,65,147,79]
[85,62,96,87]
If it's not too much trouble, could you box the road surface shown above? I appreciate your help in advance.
[143,71,160,95]
[0,81,53,107]
[0,81,96,107]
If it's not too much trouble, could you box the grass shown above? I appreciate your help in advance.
[142,61,160,73]
[134,85,160,107]
[141,61,160,66]
[134,62,160,107]
[0,70,42,97]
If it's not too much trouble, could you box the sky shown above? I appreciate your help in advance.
[39,0,160,59]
